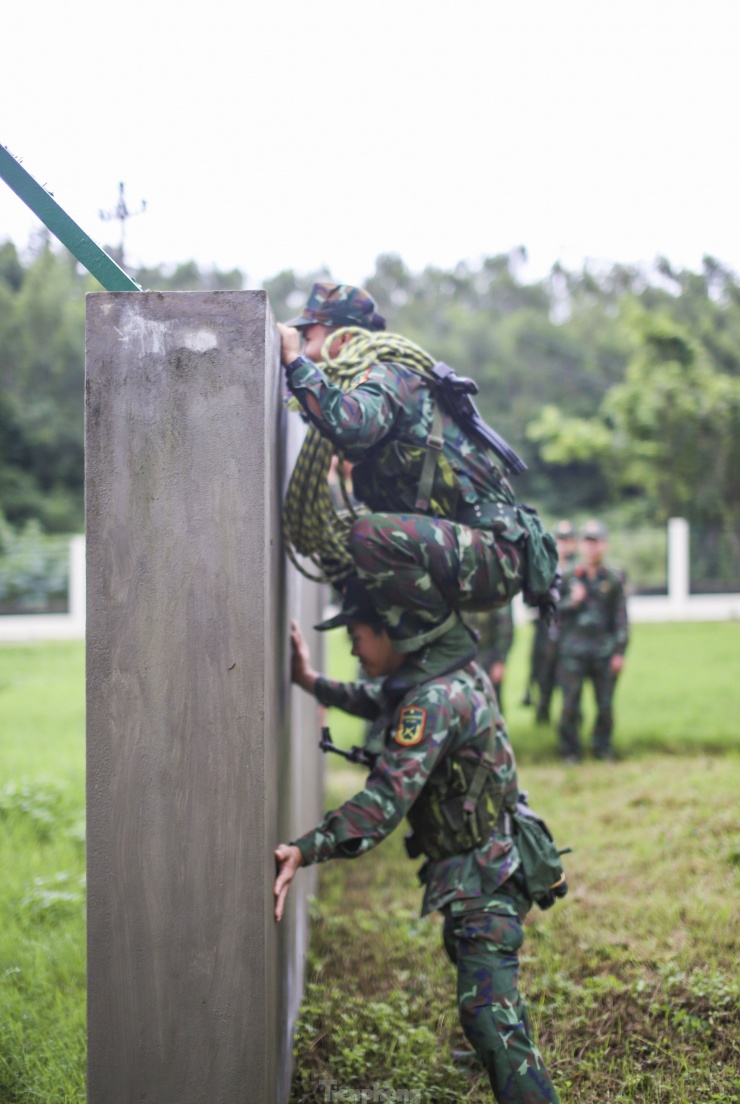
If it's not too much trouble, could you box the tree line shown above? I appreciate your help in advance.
[1,237,739,537]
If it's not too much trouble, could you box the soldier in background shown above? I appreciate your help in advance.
[524,521,578,723]
[464,604,514,714]
[556,519,629,762]
[274,580,562,1104]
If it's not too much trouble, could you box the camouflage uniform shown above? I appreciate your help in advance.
[464,604,514,714]
[557,563,629,760]
[292,627,560,1103]
[285,283,555,652]
[527,551,577,723]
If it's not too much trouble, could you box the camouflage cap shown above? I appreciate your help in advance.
[314,577,383,631]
[553,519,576,540]
[286,282,386,331]
[581,518,608,541]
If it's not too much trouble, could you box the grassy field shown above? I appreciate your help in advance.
[0,642,85,1104]
[0,626,739,1102]
[298,622,740,1102]
[324,619,740,761]
[292,755,740,1103]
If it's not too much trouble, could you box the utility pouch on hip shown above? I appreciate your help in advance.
[510,794,570,910]
[516,505,559,596]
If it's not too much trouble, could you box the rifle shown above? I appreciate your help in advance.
[431,361,527,476]
[318,727,377,770]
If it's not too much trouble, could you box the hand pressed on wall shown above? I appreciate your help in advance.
[274,844,303,922]
[290,620,318,694]
[277,323,301,366]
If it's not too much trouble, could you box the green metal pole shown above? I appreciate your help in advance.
[0,144,142,291]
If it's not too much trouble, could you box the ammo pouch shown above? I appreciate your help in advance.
[406,745,504,862]
[517,504,559,597]
[510,795,568,910]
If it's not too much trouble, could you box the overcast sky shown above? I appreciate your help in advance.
[2,0,739,287]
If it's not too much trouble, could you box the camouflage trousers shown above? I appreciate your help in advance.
[557,651,617,759]
[350,513,525,652]
[442,884,560,1103]
[528,618,558,721]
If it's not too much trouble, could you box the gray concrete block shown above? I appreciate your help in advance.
[86,291,323,1103]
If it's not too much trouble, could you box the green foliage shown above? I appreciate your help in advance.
[4,237,740,531]
[133,259,244,291]
[0,515,70,612]
[526,299,740,527]
[0,242,245,532]
[0,242,88,532]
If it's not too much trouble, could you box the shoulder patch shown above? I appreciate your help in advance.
[394,705,427,747]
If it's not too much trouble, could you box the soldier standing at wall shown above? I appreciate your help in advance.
[278,283,558,654]
[274,579,562,1104]
[524,521,578,723]
[557,519,629,762]
[464,604,514,714]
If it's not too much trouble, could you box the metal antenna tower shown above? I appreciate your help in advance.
[99,181,146,267]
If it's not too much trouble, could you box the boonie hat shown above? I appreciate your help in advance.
[581,519,608,541]
[553,519,576,540]
[286,282,386,331]
[314,577,383,631]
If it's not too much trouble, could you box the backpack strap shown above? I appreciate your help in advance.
[414,400,445,512]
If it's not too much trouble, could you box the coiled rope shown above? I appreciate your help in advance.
[283,327,437,583]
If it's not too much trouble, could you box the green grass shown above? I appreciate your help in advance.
[0,642,86,1104]
[0,642,85,784]
[1,630,740,1103]
[290,758,740,1103]
[325,620,740,760]
[295,623,740,1103]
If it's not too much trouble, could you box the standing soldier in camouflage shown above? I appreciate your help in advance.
[557,519,629,762]
[278,283,558,654]
[274,580,562,1104]
[465,604,515,714]
[525,521,578,723]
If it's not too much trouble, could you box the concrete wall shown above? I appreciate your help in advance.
[85,290,323,1104]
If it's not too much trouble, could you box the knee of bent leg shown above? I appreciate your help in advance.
[349,515,375,551]
[349,513,391,563]
[459,987,529,1055]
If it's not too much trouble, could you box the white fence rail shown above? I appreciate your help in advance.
[514,516,740,625]
[0,534,86,641]
[630,517,739,622]
[1,520,739,643]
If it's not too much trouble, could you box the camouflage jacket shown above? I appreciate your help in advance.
[463,604,514,669]
[558,563,629,659]
[287,355,527,542]
[293,638,521,916]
